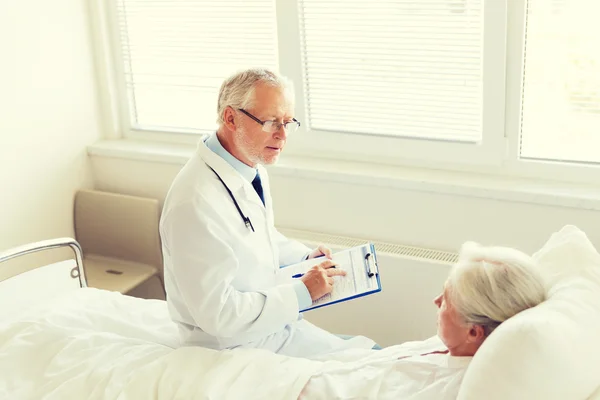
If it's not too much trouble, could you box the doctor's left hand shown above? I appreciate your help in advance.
[307,244,333,260]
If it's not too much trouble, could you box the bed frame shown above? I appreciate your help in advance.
[0,237,87,288]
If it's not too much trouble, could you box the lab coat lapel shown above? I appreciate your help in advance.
[197,138,245,193]
[256,165,279,269]
[197,138,277,266]
[197,138,267,209]
[257,165,274,221]
[240,182,267,209]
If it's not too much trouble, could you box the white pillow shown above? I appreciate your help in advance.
[457,225,600,400]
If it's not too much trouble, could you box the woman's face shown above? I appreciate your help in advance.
[434,282,472,355]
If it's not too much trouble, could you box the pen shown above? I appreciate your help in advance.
[292,265,336,279]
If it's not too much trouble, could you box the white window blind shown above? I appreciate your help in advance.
[115,0,278,133]
[520,0,600,164]
[298,0,483,141]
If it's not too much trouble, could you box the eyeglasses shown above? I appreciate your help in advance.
[238,109,301,134]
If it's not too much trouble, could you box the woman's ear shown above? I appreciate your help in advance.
[467,324,486,344]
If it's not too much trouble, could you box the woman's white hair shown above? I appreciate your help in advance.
[447,242,547,337]
[216,68,294,126]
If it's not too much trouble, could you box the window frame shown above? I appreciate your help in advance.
[280,0,508,169]
[502,0,600,185]
[96,0,600,185]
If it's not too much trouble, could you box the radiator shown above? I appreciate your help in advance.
[280,228,457,347]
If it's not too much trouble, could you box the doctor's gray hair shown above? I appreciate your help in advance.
[216,68,295,127]
[447,242,547,337]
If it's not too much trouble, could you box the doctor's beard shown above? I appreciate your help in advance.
[233,124,281,166]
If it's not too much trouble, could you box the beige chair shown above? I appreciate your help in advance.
[74,189,164,297]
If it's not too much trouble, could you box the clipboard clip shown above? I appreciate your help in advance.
[365,252,379,278]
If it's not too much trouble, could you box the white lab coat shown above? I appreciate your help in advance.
[160,138,375,357]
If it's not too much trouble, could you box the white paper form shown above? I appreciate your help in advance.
[276,244,380,311]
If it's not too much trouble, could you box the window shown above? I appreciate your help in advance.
[284,0,506,167]
[115,0,278,134]
[299,0,483,142]
[104,1,600,181]
[520,0,600,165]
[111,0,505,167]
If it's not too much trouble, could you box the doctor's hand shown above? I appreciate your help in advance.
[307,244,333,260]
[301,260,347,301]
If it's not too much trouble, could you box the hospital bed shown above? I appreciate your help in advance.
[1,225,600,399]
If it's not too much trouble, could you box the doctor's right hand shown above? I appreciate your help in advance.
[300,260,347,301]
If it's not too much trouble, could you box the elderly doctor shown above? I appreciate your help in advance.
[160,68,376,357]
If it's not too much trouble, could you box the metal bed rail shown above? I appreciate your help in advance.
[0,237,87,288]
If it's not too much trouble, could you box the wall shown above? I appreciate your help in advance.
[299,248,450,346]
[0,0,103,279]
[90,154,600,343]
[269,170,600,255]
[91,155,600,255]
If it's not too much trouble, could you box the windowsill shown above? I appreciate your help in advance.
[88,139,600,211]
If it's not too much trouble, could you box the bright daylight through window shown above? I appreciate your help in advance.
[115,0,600,171]
[116,0,278,133]
[299,0,483,142]
[520,0,600,165]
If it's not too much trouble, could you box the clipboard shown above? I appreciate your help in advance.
[277,243,382,312]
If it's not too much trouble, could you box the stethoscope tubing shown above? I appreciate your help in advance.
[207,165,255,232]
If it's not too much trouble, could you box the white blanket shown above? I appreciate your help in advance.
[301,336,471,399]
[0,288,468,400]
[0,288,321,400]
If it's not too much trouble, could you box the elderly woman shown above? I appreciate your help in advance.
[299,242,548,400]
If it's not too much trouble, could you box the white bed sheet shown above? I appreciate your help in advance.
[0,287,465,400]
[0,288,320,400]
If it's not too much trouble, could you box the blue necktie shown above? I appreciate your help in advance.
[252,172,265,206]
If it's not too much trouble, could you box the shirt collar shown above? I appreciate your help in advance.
[205,133,257,183]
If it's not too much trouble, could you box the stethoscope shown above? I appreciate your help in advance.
[207,165,255,232]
